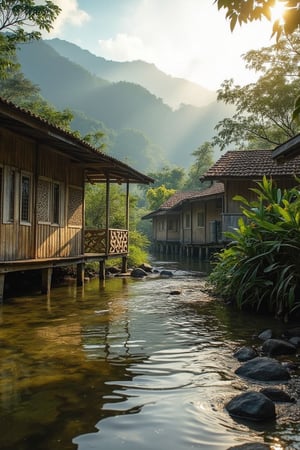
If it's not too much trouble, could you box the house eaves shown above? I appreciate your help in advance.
[0,97,154,185]
[272,134,300,160]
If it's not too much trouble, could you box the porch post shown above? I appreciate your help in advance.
[125,182,129,229]
[122,182,129,274]
[41,267,53,294]
[0,274,5,301]
[105,177,110,255]
[82,173,86,256]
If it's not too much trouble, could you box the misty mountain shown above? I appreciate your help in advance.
[46,38,216,110]
[16,40,233,170]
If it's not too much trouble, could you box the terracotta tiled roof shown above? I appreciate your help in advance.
[161,182,224,209]
[142,183,224,219]
[160,190,202,209]
[203,150,300,180]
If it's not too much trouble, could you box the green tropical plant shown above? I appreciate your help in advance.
[209,176,300,318]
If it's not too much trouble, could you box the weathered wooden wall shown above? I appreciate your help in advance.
[0,128,84,262]
[151,195,223,247]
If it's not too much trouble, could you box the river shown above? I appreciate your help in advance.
[0,257,299,450]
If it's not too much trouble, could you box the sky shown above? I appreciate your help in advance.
[44,0,277,91]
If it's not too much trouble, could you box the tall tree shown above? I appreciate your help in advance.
[212,32,300,150]
[184,142,214,190]
[0,0,61,77]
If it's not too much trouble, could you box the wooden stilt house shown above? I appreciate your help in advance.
[0,98,153,299]
[203,149,300,237]
[143,183,224,258]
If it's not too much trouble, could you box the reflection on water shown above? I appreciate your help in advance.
[0,257,299,450]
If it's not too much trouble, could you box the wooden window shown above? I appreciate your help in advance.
[37,178,51,223]
[216,198,223,211]
[185,213,191,228]
[158,220,165,231]
[20,173,31,224]
[168,219,178,231]
[68,186,83,227]
[52,182,60,225]
[3,167,17,223]
[197,211,205,227]
[37,178,64,226]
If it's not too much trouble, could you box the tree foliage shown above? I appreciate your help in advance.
[215,0,300,38]
[209,177,300,318]
[213,32,300,150]
[146,185,176,211]
[0,1,75,130]
[0,0,61,77]
[183,142,214,189]
[144,166,186,191]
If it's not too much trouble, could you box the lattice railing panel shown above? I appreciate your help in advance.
[85,229,106,253]
[109,229,128,254]
[85,229,128,255]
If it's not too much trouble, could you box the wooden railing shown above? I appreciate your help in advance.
[84,228,128,255]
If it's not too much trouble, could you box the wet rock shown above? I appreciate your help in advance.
[282,327,300,338]
[169,290,181,295]
[227,444,270,450]
[235,357,290,381]
[234,347,258,362]
[226,391,276,422]
[262,338,296,357]
[257,329,273,341]
[138,263,153,273]
[131,268,148,278]
[106,266,121,274]
[260,387,295,403]
[160,270,173,277]
[289,336,300,347]
[282,361,299,371]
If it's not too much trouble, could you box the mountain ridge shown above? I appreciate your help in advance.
[46,38,217,110]
[16,40,232,171]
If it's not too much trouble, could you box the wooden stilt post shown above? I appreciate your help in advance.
[121,255,128,274]
[41,267,53,295]
[99,259,106,280]
[77,262,85,286]
[0,274,5,302]
[125,182,129,270]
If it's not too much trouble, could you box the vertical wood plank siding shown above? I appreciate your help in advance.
[0,128,84,262]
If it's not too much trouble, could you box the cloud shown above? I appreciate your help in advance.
[94,0,272,89]
[46,0,90,36]
[45,0,273,89]
[98,33,153,62]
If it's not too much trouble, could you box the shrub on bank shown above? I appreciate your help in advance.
[209,177,300,318]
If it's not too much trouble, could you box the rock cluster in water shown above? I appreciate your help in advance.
[226,326,300,449]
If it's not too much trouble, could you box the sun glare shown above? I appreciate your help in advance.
[271,1,287,25]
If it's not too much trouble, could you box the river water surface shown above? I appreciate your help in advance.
[0,258,300,450]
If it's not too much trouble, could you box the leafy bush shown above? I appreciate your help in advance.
[209,176,300,318]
